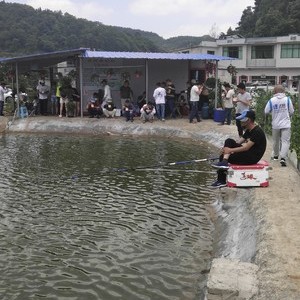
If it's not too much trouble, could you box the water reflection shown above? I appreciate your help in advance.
[0,134,215,300]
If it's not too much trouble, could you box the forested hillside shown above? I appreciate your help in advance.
[234,0,300,37]
[1,0,299,58]
[0,2,212,57]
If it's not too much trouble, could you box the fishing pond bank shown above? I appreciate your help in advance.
[2,116,300,299]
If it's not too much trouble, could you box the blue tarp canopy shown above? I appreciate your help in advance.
[0,48,234,71]
[0,48,234,115]
[83,50,234,61]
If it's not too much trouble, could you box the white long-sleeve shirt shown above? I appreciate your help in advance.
[264,93,294,129]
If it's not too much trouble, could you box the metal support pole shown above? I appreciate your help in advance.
[79,57,83,118]
[15,62,19,117]
[145,60,148,102]
[214,60,219,108]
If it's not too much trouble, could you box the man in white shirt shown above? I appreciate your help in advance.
[153,82,166,121]
[264,85,294,167]
[101,79,112,109]
[36,80,49,115]
[234,82,251,137]
[222,83,235,125]
[189,81,203,123]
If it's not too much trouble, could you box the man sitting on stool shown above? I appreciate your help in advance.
[211,110,267,187]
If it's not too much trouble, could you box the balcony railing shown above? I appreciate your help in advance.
[246,59,276,68]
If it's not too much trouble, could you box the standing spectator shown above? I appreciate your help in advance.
[153,82,166,121]
[264,85,294,167]
[56,73,63,115]
[200,84,210,108]
[36,80,50,115]
[72,86,81,116]
[166,79,176,118]
[234,82,251,137]
[120,80,133,108]
[101,79,112,109]
[189,81,203,123]
[140,102,156,123]
[50,87,57,115]
[222,83,235,125]
[59,92,69,118]
[0,82,7,116]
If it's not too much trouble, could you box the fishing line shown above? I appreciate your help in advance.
[70,156,219,180]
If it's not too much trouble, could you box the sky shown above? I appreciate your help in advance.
[8,0,255,39]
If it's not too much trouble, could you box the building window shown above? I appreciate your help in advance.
[281,44,300,58]
[251,75,276,85]
[207,50,215,55]
[222,46,242,59]
[280,75,288,85]
[251,45,274,59]
[240,75,248,84]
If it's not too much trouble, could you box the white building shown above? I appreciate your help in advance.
[179,34,300,90]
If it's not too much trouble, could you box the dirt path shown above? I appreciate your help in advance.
[3,115,300,299]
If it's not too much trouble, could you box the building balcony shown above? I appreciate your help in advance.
[246,59,276,68]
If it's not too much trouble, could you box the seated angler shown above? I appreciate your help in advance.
[122,99,134,122]
[140,102,156,123]
[103,99,117,118]
[211,110,267,187]
[87,92,102,118]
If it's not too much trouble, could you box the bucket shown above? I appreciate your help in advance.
[201,105,209,119]
[213,108,226,123]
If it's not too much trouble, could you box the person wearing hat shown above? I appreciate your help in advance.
[222,83,235,125]
[234,82,252,137]
[211,110,267,187]
[264,85,294,167]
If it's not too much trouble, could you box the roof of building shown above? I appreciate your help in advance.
[0,48,234,72]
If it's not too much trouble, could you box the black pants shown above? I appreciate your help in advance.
[0,101,4,115]
[235,113,244,137]
[39,99,48,115]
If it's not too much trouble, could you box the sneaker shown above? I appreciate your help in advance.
[272,156,279,161]
[280,158,287,167]
[211,181,227,188]
[211,160,229,170]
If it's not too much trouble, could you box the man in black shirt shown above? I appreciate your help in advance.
[211,110,267,187]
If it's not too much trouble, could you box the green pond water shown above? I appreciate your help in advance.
[0,134,217,300]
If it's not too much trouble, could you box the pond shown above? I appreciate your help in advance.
[0,134,217,300]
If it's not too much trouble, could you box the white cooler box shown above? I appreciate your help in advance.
[227,160,270,187]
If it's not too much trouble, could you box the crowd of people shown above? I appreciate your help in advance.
[1,76,295,187]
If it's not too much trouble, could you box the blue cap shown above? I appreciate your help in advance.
[236,110,255,122]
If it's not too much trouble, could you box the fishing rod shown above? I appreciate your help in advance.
[70,156,219,179]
